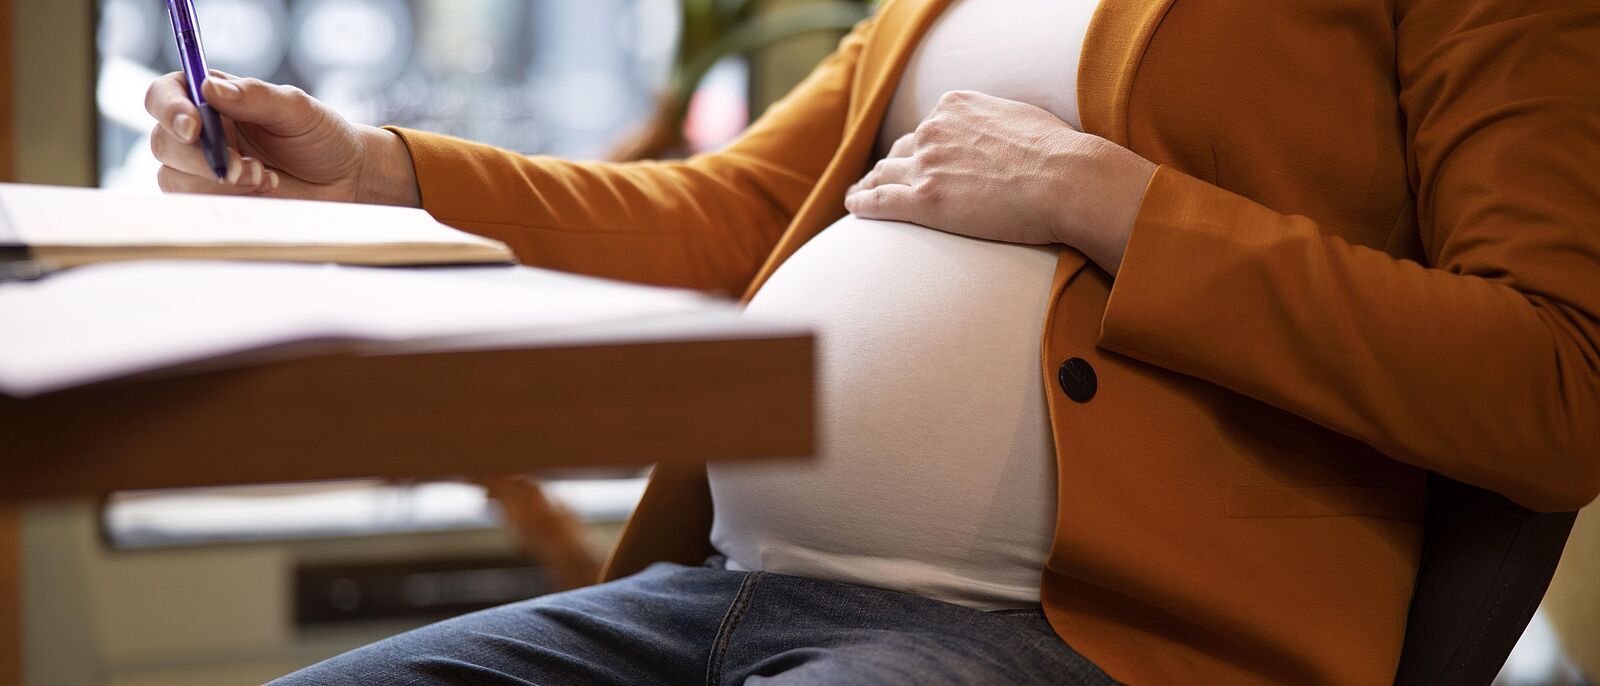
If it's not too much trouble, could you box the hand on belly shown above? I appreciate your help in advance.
[843,90,1157,276]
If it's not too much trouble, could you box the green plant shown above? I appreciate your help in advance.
[611,0,876,160]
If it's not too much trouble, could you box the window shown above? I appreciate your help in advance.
[97,0,683,190]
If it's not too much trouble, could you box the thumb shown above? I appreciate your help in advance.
[201,71,320,135]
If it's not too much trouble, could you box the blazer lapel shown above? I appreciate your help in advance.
[741,0,953,302]
[1078,0,1178,146]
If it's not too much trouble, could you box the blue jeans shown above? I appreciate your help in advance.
[270,557,1115,685]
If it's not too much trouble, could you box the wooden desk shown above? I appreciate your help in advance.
[0,314,814,685]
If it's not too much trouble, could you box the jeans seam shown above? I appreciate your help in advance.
[706,571,764,686]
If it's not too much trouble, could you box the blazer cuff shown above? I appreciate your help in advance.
[1099,165,1299,362]
[383,126,539,228]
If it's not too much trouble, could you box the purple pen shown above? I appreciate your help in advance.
[166,0,229,180]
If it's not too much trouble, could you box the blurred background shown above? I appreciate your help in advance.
[97,0,786,190]
[1,1,1596,684]
[96,0,672,188]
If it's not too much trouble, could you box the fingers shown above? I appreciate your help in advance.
[201,71,322,135]
[145,71,203,144]
[151,115,283,189]
[224,157,277,189]
[856,157,915,192]
[844,184,919,221]
[157,165,234,195]
[147,70,296,197]
[886,132,916,159]
[156,158,279,196]
[150,123,235,179]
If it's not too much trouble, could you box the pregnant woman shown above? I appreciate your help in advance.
[143,0,1600,683]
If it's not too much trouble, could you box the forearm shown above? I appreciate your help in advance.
[386,127,806,291]
[359,13,877,290]
[1101,167,1600,512]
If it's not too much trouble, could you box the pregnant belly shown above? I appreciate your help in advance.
[708,215,1063,609]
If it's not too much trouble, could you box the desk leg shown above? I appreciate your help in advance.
[0,505,19,686]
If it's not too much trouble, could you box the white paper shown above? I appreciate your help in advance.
[0,260,741,397]
[0,183,506,249]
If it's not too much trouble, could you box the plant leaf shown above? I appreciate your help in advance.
[670,1,870,98]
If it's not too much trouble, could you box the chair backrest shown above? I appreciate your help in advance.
[1394,473,1578,686]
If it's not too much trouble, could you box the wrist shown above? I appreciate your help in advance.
[354,125,422,208]
[1100,157,1158,275]
[1053,141,1156,275]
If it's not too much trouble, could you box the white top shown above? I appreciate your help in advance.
[709,0,1100,610]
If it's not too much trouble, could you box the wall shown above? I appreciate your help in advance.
[23,500,551,686]
[1,0,15,182]
[1544,506,1600,678]
[1,13,19,683]
[11,0,95,186]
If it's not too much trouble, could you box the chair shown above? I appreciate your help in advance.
[480,476,603,592]
[1394,473,1579,685]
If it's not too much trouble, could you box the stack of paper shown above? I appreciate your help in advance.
[0,183,514,267]
[0,261,745,397]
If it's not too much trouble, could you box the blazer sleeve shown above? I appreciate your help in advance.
[1099,0,1600,512]
[385,14,879,295]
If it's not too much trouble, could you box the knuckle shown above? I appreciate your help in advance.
[276,84,324,125]
[145,75,177,115]
[277,83,309,100]
[243,77,289,104]
[936,90,968,106]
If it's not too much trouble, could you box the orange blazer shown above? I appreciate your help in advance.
[389,0,1600,682]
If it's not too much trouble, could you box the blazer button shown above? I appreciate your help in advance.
[1058,358,1097,403]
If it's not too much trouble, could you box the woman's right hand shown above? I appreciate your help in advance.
[143,70,419,207]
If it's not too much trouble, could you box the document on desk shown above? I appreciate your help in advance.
[0,261,752,397]
[0,183,513,266]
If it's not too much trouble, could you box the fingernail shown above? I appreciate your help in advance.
[265,171,280,191]
[251,161,264,187]
[211,79,241,100]
[174,114,199,143]
[226,157,243,184]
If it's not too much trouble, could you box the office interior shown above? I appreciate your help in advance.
[0,1,1597,685]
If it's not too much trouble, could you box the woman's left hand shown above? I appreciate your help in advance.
[845,90,1157,275]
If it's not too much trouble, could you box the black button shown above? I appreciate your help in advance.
[1058,358,1097,403]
